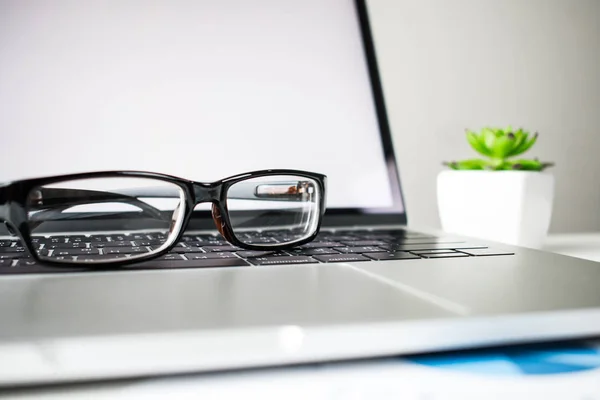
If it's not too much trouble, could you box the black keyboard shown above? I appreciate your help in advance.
[0,229,514,275]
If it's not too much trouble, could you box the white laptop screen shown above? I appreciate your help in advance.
[0,0,403,215]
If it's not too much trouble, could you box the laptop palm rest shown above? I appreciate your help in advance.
[1,265,458,339]
[0,265,458,386]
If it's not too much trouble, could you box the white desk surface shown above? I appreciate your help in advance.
[3,233,600,400]
[542,232,600,262]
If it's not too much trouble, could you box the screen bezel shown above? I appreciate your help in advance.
[186,0,408,230]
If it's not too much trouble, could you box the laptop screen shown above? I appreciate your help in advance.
[0,0,404,220]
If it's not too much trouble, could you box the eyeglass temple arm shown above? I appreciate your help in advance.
[27,188,165,225]
[224,181,317,202]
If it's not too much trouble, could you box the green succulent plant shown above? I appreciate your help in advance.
[444,127,554,171]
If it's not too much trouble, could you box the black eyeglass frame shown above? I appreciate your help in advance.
[0,169,327,268]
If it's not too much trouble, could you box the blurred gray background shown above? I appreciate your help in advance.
[367,0,600,233]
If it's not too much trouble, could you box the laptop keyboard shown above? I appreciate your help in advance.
[0,229,514,275]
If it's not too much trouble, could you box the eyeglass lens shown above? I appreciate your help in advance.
[226,175,321,247]
[25,177,186,264]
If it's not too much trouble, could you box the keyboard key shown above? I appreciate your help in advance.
[258,229,294,237]
[52,256,78,262]
[158,254,186,261]
[146,233,167,240]
[138,240,164,247]
[458,248,515,256]
[419,252,470,259]
[106,241,135,247]
[179,236,200,242]
[196,234,219,240]
[247,256,318,266]
[89,242,109,248]
[386,237,465,245]
[168,246,186,252]
[188,252,238,260]
[0,259,13,267]
[273,236,302,243]
[202,245,240,252]
[332,230,362,235]
[298,241,343,249]
[340,241,386,247]
[288,248,340,256]
[0,246,25,253]
[43,242,89,250]
[386,230,436,239]
[130,234,149,240]
[170,247,205,253]
[236,250,282,258]
[335,246,384,254]
[50,248,100,256]
[315,235,356,242]
[350,233,395,240]
[89,236,111,242]
[242,237,279,244]
[187,240,229,247]
[382,243,487,252]
[364,252,420,261]
[68,236,87,243]
[0,240,16,248]
[12,259,39,267]
[102,247,149,255]
[0,253,29,259]
[312,254,371,263]
[76,254,130,262]
[110,235,130,242]
[47,235,85,241]
[410,249,459,255]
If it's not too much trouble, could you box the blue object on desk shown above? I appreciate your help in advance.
[406,341,600,376]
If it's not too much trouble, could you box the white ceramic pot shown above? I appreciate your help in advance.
[437,170,554,248]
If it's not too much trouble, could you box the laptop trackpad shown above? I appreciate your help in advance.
[1,265,458,340]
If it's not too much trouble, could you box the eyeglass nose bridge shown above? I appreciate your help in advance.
[191,182,235,241]
[192,182,221,204]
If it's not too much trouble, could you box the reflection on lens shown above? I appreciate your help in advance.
[26,177,185,264]
[226,175,321,247]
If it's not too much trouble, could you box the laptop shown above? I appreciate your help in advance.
[1,0,600,388]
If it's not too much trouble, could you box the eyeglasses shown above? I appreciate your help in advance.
[0,169,326,267]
